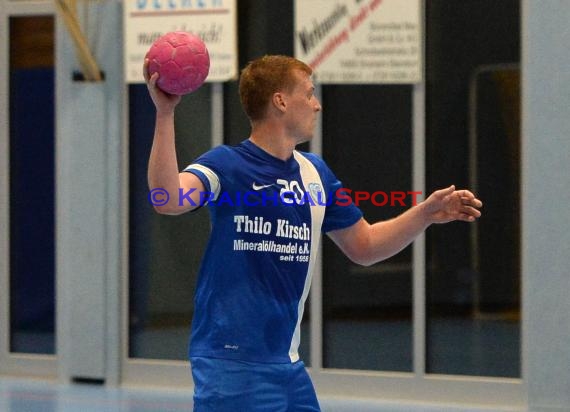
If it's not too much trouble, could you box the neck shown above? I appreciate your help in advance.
[249,122,297,161]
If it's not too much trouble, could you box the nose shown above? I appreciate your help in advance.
[314,98,322,112]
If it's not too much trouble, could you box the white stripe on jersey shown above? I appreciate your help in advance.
[186,164,221,201]
[288,151,326,362]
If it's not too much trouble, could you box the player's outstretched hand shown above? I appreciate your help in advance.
[422,185,482,224]
[143,58,181,114]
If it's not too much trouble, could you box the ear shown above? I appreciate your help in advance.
[271,92,287,113]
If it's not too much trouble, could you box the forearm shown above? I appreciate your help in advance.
[147,111,181,195]
[330,186,482,267]
[362,202,431,265]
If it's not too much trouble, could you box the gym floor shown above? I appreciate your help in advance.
[0,376,525,412]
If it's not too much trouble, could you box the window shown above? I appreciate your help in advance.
[9,15,56,355]
[425,0,521,377]
[322,85,414,372]
[128,84,212,360]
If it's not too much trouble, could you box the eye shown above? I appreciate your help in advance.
[308,88,315,99]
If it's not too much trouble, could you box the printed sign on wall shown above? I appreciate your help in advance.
[295,0,422,84]
[124,0,237,83]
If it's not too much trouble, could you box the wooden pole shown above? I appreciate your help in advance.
[55,0,102,81]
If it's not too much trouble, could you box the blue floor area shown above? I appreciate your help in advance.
[0,377,525,412]
[0,378,192,412]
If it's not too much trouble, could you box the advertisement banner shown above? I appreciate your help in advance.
[295,0,422,84]
[124,0,237,83]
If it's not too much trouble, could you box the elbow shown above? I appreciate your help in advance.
[344,248,378,267]
[344,242,392,267]
[330,220,386,267]
[350,256,377,267]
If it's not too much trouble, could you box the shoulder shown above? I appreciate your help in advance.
[197,144,236,161]
[295,151,334,177]
[296,150,326,167]
[184,144,243,196]
[189,144,244,169]
[184,144,244,186]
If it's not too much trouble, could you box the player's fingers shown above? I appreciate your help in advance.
[459,213,477,222]
[147,72,160,90]
[461,195,483,208]
[434,185,455,199]
[458,189,476,200]
[143,58,150,82]
[460,190,483,207]
[461,205,482,218]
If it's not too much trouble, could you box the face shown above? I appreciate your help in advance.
[280,69,322,143]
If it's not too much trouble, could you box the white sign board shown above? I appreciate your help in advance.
[295,0,422,84]
[124,0,237,83]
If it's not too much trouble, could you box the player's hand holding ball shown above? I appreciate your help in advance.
[144,31,210,96]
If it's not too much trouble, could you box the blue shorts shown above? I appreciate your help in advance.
[190,357,321,412]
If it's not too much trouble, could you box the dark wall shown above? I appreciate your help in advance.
[426,0,520,310]
[224,0,294,146]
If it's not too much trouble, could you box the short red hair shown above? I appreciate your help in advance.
[239,55,313,121]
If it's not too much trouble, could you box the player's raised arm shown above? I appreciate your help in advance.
[144,59,204,215]
[327,185,482,266]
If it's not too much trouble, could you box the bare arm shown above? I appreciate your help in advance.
[327,185,482,266]
[145,59,205,215]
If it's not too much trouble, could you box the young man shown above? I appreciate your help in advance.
[145,55,482,411]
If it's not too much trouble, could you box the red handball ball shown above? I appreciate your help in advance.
[145,31,210,95]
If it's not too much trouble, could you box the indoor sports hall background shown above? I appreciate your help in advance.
[1,1,569,411]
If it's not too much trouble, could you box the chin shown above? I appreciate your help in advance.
[297,135,313,145]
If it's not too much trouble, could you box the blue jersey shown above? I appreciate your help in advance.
[184,139,362,363]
